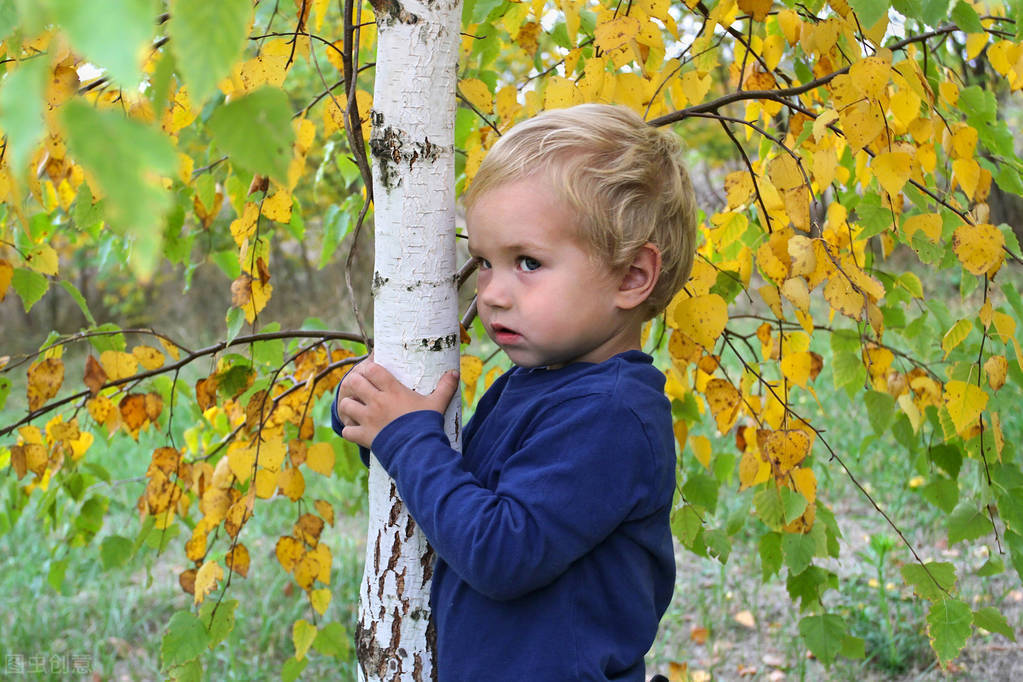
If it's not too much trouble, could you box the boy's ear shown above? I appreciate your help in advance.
[615,242,661,311]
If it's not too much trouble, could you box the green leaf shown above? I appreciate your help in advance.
[682,471,718,513]
[11,267,49,312]
[948,503,993,544]
[929,444,962,480]
[167,659,202,681]
[864,390,895,435]
[977,557,1004,577]
[671,504,703,550]
[926,598,972,667]
[168,0,251,106]
[100,535,134,569]
[950,0,984,32]
[313,622,351,659]
[841,635,866,659]
[754,485,806,530]
[225,307,246,345]
[900,561,956,601]
[207,88,295,185]
[831,351,865,392]
[0,0,17,41]
[87,323,127,353]
[58,280,97,326]
[759,532,782,579]
[47,558,69,593]
[62,100,176,278]
[921,477,959,514]
[161,611,210,671]
[973,606,1015,641]
[293,619,317,660]
[0,376,10,410]
[782,532,816,576]
[281,657,307,682]
[51,0,156,87]
[799,613,847,665]
[0,56,47,177]
[199,598,238,648]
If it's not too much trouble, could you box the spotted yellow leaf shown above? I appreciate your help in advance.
[667,293,728,349]
[943,380,988,434]
[953,223,1003,275]
[903,213,942,243]
[194,560,224,604]
[459,78,492,114]
[872,151,912,197]
[100,350,138,382]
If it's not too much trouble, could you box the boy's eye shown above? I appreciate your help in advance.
[517,257,541,272]
[477,258,492,270]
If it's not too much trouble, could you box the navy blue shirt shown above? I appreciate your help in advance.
[332,351,676,680]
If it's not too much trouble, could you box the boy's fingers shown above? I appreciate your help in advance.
[427,370,460,412]
[361,361,399,391]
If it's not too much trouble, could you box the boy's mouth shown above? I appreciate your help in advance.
[490,323,522,345]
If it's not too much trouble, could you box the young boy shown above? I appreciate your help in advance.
[333,103,697,680]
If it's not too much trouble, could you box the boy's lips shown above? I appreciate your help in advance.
[491,323,522,345]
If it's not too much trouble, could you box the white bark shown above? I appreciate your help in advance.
[356,0,462,678]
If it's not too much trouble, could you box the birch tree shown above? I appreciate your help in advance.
[354,0,463,677]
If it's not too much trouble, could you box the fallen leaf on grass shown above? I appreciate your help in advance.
[734,610,756,628]
[690,625,709,644]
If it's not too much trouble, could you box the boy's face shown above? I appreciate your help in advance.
[466,176,639,368]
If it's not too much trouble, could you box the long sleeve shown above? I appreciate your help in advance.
[370,395,659,601]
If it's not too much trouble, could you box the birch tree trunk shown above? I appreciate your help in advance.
[355,0,462,677]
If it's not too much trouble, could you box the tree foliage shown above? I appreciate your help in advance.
[2,0,1023,675]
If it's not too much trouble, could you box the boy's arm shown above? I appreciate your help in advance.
[371,394,666,601]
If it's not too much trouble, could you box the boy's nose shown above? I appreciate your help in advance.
[477,273,511,309]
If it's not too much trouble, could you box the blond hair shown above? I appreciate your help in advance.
[464,104,698,319]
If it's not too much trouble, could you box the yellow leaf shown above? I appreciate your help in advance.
[460,354,483,404]
[943,380,988,434]
[737,0,772,21]
[230,203,260,246]
[315,499,335,526]
[823,275,863,318]
[965,32,988,60]
[951,125,978,160]
[688,434,711,470]
[723,171,754,208]
[254,469,277,498]
[100,350,138,382]
[812,109,838,141]
[849,55,892,100]
[953,158,980,199]
[310,589,332,615]
[992,311,1017,344]
[259,436,287,471]
[767,155,803,191]
[594,15,640,52]
[667,293,728,349]
[305,442,335,476]
[262,190,292,222]
[459,78,493,114]
[227,442,255,483]
[26,244,59,276]
[87,395,114,425]
[738,450,770,490]
[760,429,810,474]
[294,551,320,589]
[278,467,305,501]
[985,355,1008,391]
[735,610,756,628]
[544,76,583,109]
[680,71,711,104]
[276,535,304,572]
[194,560,224,604]
[941,319,973,357]
[293,619,317,660]
[27,358,64,411]
[872,151,912,197]
[226,543,250,578]
[952,223,1004,276]
[902,213,942,242]
[0,258,12,302]
[839,100,884,153]
[780,277,810,314]
[780,351,814,388]
[132,345,165,371]
[790,466,816,506]
[777,9,801,44]
[704,378,740,433]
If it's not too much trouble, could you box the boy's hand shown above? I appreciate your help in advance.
[337,358,459,448]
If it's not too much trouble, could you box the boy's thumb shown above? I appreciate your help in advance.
[430,369,460,410]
